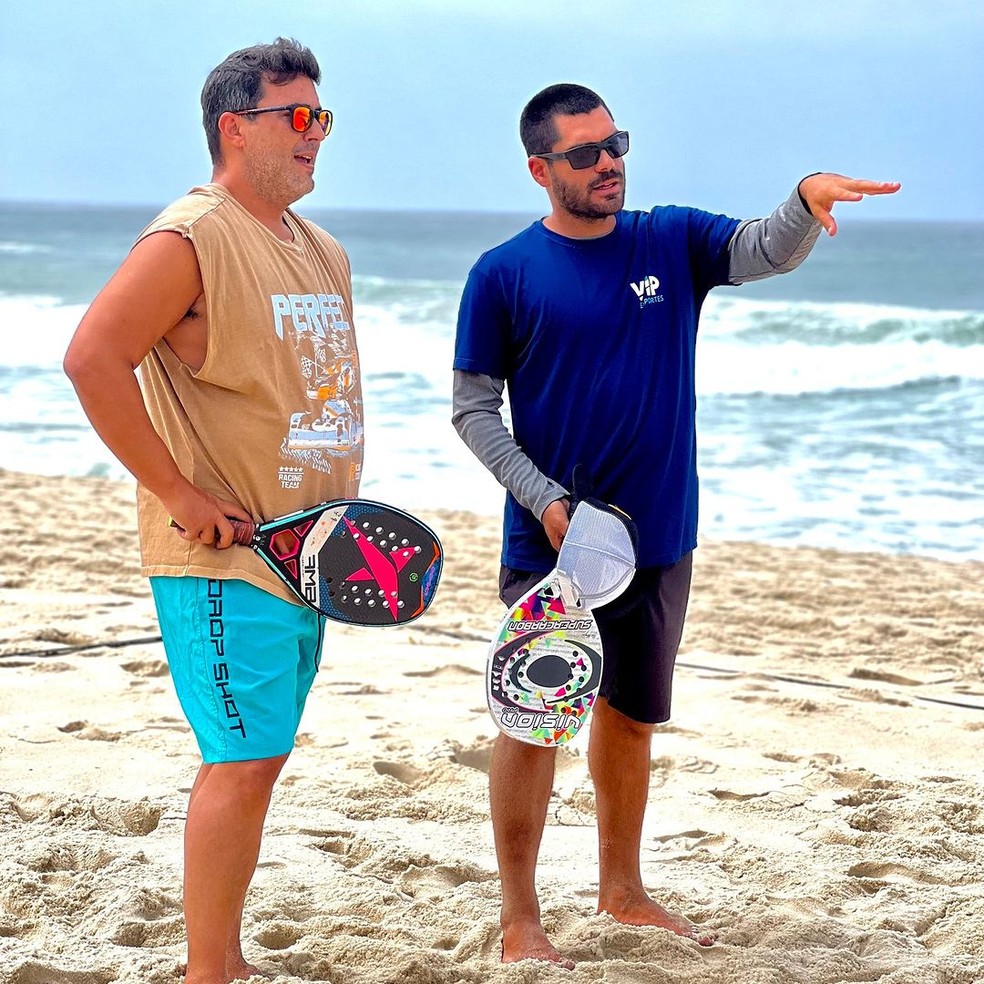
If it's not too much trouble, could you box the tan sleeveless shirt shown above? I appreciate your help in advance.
[136,184,363,603]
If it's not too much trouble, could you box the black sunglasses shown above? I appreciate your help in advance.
[535,130,630,170]
[233,103,333,135]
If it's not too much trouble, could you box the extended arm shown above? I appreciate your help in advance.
[452,370,570,549]
[729,173,901,282]
[728,185,822,283]
[63,232,251,546]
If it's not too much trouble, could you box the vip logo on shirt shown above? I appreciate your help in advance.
[629,274,664,308]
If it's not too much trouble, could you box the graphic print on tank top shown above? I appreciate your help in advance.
[273,290,364,478]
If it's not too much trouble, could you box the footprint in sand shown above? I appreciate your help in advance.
[324,681,387,696]
[396,859,495,900]
[403,663,483,679]
[120,658,170,678]
[24,841,115,875]
[100,886,185,948]
[835,786,903,809]
[708,787,769,802]
[447,738,495,774]
[308,828,375,868]
[58,719,126,742]
[762,750,803,764]
[652,754,719,775]
[847,860,949,885]
[253,921,303,950]
[6,791,163,837]
[5,962,115,984]
[373,760,426,785]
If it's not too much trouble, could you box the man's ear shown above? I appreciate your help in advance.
[528,156,551,189]
[217,111,247,151]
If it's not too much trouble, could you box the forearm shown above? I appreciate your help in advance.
[728,183,822,283]
[451,370,567,520]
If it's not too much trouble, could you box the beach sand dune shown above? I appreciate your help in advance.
[2,469,983,983]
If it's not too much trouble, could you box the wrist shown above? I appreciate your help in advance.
[797,172,823,212]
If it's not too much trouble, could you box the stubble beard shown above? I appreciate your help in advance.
[244,155,314,211]
[553,168,625,221]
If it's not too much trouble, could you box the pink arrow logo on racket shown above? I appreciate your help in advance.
[343,518,419,620]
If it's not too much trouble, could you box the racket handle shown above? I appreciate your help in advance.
[229,519,257,545]
[168,517,257,545]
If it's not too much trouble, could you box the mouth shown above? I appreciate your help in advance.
[295,152,316,172]
[591,175,622,195]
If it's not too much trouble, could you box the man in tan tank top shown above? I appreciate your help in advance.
[64,38,360,984]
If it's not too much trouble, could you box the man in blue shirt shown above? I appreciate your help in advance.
[453,83,899,967]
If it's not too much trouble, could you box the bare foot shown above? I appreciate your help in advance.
[227,960,265,982]
[180,957,265,984]
[501,919,576,969]
[598,894,717,947]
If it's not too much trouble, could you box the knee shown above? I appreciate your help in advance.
[596,699,654,740]
[218,753,290,794]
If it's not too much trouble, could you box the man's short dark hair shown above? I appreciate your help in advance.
[519,84,612,156]
[201,37,321,165]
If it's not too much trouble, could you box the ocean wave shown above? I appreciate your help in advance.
[697,337,983,396]
[0,297,86,367]
[0,241,53,255]
[4,292,982,400]
[703,296,984,347]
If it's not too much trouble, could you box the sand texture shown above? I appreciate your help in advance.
[2,469,983,984]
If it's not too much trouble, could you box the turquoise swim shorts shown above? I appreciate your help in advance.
[150,576,326,763]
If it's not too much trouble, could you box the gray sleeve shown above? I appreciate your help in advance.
[451,370,569,520]
[728,183,823,284]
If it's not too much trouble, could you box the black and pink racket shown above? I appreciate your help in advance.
[176,499,442,626]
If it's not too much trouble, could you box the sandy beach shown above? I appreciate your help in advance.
[2,467,983,984]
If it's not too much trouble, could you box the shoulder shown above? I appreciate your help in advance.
[470,221,543,276]
[626,205,740,244]
[137,185,228,243]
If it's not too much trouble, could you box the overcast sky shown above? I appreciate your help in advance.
[2,0,981,220]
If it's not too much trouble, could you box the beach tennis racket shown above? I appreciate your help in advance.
[486,491,638,746]
[487,569,604,746]
[173,499,442,626]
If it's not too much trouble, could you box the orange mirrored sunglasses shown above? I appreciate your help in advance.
[233,103,332,135]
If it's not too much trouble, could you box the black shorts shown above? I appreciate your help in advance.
[498,552,693,725]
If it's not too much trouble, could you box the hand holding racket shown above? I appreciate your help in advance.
[172,498,443,627]
[486,485,638,746]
